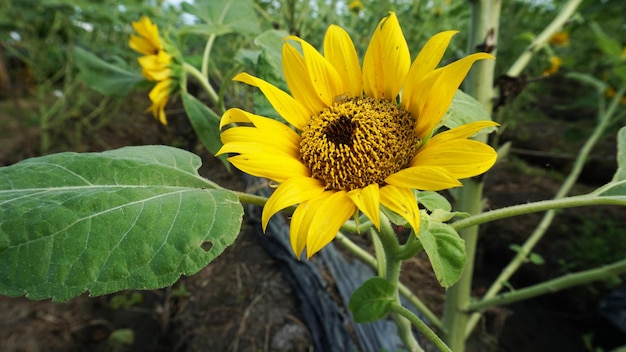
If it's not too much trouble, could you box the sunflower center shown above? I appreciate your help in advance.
[300,96,420,191]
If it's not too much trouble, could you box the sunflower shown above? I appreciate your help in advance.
[218,12,498,258]
[129,16,178,125]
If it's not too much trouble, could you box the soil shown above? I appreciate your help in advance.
[1,91,625,352]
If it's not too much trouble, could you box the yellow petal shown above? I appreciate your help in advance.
[290,192,333,258]
[347,183,380,229]
[411,139,497,179]
[148,79,172,125]
[362,12,410,100]
[219,110,301,153]
[415,52,494,138]
[429,120,499,144]
[402,31,457,116]
[262,176,325,231]
[305,191,355,258]
[226,154,310,183]
[233,73,309,130]
[219,127,300,158]
[408,31,458,84]
[385,165,461,191]
[282,43,326,114]
[129,35,157,56]
[380,185,420,234]
[130,16,162,55]
[324,25,363,97]
[285,36,344,107]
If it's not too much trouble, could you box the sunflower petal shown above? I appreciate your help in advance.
[411,139,497,179]
[219,110,301,153]
[324,25,363,97]
[402,31,457,117]
[385,165,462,191]
[347,183,381,229]
[380,185,420,234]
[409,30,458,83]
[226,154,309,183]
[233,72,309,130]
[363,12,410,100]
[290,192,333,258]
[415,53,494,138]
[282,43,326,114]
[285,36,344,106]
[306,191,356,258]
[429,120,499,143]
[262,176,325,231]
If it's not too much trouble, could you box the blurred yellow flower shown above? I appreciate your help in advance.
[549,31,569,46]
[348,0,364,13]
[543,56,562,76]
[218,12,497,258]
[605,86,626,105]
[129,16,177,125]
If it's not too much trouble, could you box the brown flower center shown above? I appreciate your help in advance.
[300,96,420,191]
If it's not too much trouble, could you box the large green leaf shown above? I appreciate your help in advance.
[181,92,229,168]
[348,277,395,323]
[0,146,243,301]
[420,222,466,288]
[181,0,260,37]
[74,47,144,97]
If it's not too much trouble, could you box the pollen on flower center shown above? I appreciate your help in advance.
[300,96,421,191]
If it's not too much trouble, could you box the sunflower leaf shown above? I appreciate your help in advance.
[74,47,144,97]
[348,277,395,323]
[181,92,229,169]
[416,191,451,212]
[420,222,466,288]
[181,0,260,37]
[0,146,243,301]
[442,90,493,130]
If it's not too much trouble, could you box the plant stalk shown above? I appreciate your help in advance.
[441,0,500,350]
[464,83,626,336]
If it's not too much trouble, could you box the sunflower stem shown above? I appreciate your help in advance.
[463,82,626,336]
[391,304,452,352]
[335,232,444,331]
[506,0,583,77]
[442,0,500,350]
[376,214,423,352]
[183,62,219,106]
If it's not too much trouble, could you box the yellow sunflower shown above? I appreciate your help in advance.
[218,12,498,258]
[129,16,177,125]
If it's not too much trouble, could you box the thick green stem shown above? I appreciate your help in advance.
[452,194,626,231]
[506,0,584,77]
[376,215,423,352]
[442,0,500,350]
[391,304,452,352]
[183,62,219,105]
[464,84,626,336]
[335,232,445,331]
[468,258,626,311]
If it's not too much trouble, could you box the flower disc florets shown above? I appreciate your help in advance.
[300,96,420,191]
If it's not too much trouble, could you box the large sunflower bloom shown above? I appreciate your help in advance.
[218,12,498,258]
[129,16,177,125]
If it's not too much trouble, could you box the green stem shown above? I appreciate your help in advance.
[442,0,500,349]
[468,258,626,312]
[376,215,423,352]
[334,232,444,331]
[391,304,452,352]
[183,62,219,106]
[506,0,583,77]
[451,194,626,231]
[232,191,269,207]
[463,83,625,336]
[201,34,216,78]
